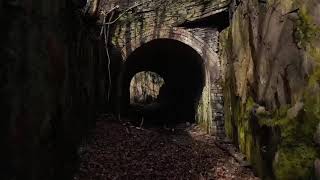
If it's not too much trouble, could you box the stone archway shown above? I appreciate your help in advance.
[115,27,220,80]
[113,27,223,135]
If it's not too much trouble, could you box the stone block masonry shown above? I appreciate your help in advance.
[96,0,228,135]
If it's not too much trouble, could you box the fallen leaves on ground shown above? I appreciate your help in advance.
[74,118,259,180]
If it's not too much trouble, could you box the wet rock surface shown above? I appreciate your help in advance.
[74,117,259,180]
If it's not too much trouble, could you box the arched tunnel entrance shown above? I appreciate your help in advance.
[119,39,206,127]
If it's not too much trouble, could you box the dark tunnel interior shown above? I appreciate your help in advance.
[120,39,206,126]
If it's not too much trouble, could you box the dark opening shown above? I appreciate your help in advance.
[120,39,205,127]
[178,10,230,31]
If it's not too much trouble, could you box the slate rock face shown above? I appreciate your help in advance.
[220,0,320,179]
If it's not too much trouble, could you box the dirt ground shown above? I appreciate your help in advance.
[74,117,259,180]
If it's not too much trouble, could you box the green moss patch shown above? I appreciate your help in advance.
[258,74,320,179]
[273,144,318,180]
[294,6,320,49]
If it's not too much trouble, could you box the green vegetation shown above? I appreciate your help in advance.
[273,144,318,179]
[294,6,320,49]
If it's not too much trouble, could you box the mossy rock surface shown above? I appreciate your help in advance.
[274,144,318,180]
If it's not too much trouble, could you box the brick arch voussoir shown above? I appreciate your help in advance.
[116,27,220,81]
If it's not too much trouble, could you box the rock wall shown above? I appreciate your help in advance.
[220,0,320,179]
[0,1,107,179]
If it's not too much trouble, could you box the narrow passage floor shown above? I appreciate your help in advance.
[74,117,259,180]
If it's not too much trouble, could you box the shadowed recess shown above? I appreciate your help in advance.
[120,39,206,126]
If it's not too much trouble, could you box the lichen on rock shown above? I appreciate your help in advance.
[220,0,320,179]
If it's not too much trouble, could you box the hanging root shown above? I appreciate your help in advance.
[104,11,114,103]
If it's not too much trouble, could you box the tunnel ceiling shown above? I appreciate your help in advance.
[123,39,205,81]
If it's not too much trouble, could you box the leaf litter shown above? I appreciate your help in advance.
[74,117,259,180]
